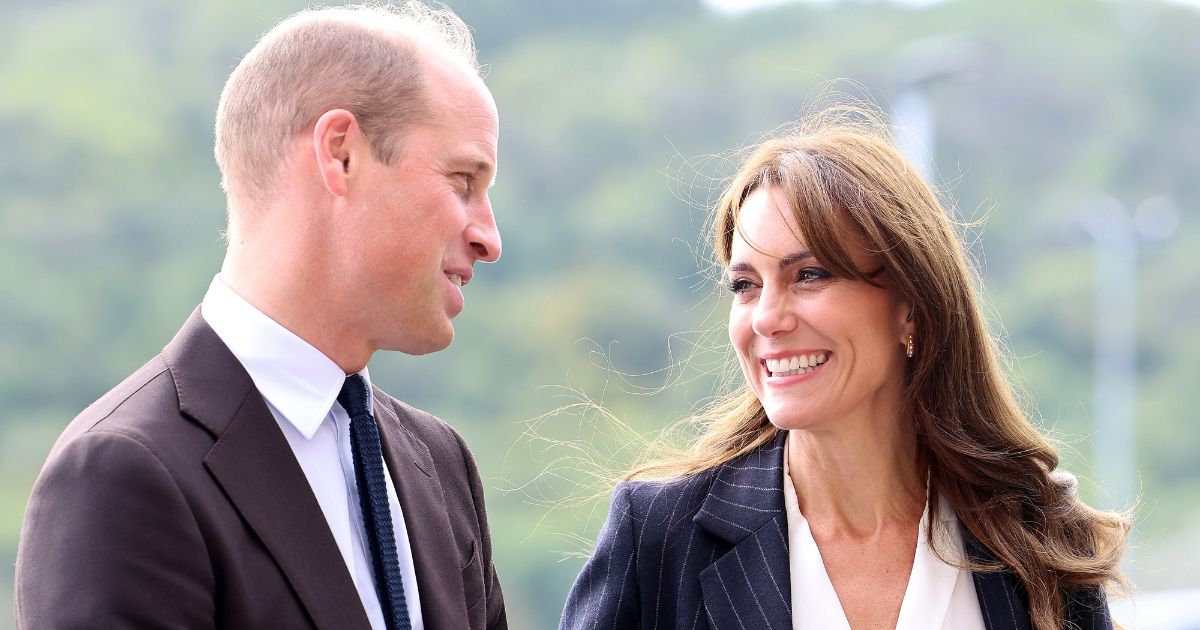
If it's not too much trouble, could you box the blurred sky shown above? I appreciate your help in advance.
[705,0,1200,13]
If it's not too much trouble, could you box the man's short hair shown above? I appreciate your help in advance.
[214,2,478,208]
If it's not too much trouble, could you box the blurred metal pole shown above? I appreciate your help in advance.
[892,90,935,182]
[1077,196,1177,521]
[1080,199,1137,514]
[890,34,982,188]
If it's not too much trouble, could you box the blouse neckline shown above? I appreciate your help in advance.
[781,437,985,629]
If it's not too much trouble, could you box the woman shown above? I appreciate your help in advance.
[559,106,1129,630]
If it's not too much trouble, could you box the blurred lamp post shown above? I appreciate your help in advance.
[1078,196,1178,518]
[890,34,982,181]
[892,91,935,182]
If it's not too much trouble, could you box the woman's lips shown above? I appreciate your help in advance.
[762,351,830,377]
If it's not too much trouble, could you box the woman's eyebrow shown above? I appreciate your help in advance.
[777,251,815,269]
[728,251,814,275]
[728,261,756,275]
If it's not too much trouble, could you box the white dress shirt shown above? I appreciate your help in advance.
[782,441,985,630]
[201,275,423,630]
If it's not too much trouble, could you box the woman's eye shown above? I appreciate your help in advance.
[725,278,758,295]
[797,267,832,283]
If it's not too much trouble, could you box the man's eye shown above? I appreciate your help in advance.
[455,173,474,192]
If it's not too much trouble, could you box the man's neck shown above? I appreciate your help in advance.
[218,255,370,374]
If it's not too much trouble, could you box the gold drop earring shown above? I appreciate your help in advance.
[905,335,914,359]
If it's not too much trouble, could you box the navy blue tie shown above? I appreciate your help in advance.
[338,374,411,630]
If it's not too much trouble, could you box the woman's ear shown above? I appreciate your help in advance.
[898,297,915,347]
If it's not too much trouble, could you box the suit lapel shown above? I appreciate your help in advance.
[963,527,1032,630]
[373,396,470,630]
[164,310,371,630]
[695,432,792,630]
[685,427,1038,630]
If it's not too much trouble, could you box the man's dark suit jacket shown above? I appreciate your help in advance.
[559,432,1112,630]
[15,310,506,630]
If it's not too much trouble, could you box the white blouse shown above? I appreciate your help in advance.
[782,445,986,630]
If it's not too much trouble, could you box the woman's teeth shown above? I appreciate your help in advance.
[765,352,828,377]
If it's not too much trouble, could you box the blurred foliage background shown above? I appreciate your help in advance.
[3,0,1198,627]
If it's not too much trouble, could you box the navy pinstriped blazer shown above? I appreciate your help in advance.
[559,432,1113,630]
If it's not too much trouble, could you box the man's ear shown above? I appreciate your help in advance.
[313,109,360,197]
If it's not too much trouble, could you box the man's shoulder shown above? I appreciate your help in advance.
[372,388,468,453]
[63,355,175,437]
[52,352,210,464]
[375,390,442,428]
[371,388,488,510]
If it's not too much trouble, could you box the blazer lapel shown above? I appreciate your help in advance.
[685,428,1037,630]
[963,528,1032,630]
[373,396,470,630]
[164,309,371,630]
[694,432,792,630]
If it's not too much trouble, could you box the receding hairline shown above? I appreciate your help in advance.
[270,6,480,74]
[214,2,481,215]
[254,5,483,131]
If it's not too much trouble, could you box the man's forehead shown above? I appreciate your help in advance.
[423,74,498,137]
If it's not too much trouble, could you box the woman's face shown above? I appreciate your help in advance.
[726,187,912,431]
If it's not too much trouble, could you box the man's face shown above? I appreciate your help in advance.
[346,55,501,356]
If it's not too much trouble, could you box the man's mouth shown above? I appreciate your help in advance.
[446,273,465,287]
[763,352,829,377]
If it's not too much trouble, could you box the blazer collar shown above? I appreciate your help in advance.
[163,308,372,630]
[693,431,788,544]
[695,431,793,630]
[963,529,1033,630]
[689,429,1036,630]
[373,396,472,630]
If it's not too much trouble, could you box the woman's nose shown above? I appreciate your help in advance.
[751,287,798,338]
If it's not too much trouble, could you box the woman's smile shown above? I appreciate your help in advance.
[761,351,830,379]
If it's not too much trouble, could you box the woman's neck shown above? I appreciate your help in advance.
[786,416,925,539]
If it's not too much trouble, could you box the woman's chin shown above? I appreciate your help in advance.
[765,413,822,432]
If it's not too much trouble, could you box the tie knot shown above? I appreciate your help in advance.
[338,373,372,418]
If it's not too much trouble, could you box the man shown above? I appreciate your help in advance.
[14,3,505,629]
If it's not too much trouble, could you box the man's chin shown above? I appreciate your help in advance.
[384,327,454,356]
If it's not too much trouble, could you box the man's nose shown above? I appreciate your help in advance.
[467,196,501,263]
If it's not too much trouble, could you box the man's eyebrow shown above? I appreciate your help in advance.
[454,158,491,173]
[455,158,497,187]
[728,251,814,275]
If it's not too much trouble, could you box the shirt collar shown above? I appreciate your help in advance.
[200,274,372,439]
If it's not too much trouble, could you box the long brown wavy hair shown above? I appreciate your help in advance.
[627,103,1129,629]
